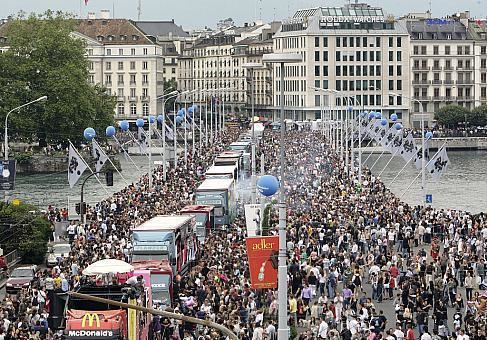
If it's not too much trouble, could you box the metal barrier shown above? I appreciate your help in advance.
[5,249,20,268]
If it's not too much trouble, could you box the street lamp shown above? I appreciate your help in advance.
[161,91,180,181]
[5,96,48,160]
[243,62,264,205]
[390,92,426,205]
[262,52,302,340]
[173,90,196,168]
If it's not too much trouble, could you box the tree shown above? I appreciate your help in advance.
[434,105,469,128]
[0,11,115,146]
[468,105,487,127]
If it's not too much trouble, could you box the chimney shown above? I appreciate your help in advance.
[100,10,110,20]
[87,12,96,20]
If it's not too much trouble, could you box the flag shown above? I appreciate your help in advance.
[364,118,376,138]
[414,145,430,170]
[92,140,109,173]
[68,143,89,188]
[399,131,417,162]
[380,126,397,150]
[426,147,450,181]
[389,130,404,155]
[138,127,149,153]
[373,122,387,144]
[165,123,174,141]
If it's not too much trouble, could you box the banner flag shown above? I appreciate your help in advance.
[399,131,417,162]
[426,146,450,181]
[246,236,279,289]
[244,204,262,237]
[68,143,89,188]
[92,140,109,173]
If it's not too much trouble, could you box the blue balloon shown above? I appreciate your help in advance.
[83,127,96,141]
[177,110,185,117]
[105,126,116,138]
[391,113,398,122]
[136,118,145,128]
[148,115,156,124]
[176,116,183,124]
[374,112,382,119]
[380,119,388,126]
[157,114,164,123]
[188,107,194,114]
[368,112,376,119]
[192,105,198,111]
[347,106,353,112]
[119,120,129,132]
[360,111,367,118]
[425,131,434,140]
[394,123,403,130]
[257,175,280,197]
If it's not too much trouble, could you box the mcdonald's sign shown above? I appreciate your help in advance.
[81,313,101,328]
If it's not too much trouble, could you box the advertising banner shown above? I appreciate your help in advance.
[246,236,279,289]
[244,204,262,237]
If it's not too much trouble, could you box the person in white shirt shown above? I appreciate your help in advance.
[252,323,264,340]
[393,324,405,340]
[420,331,432,340]
[318,318,328,339]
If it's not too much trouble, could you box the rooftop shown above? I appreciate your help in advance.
[77,19,154,45]
[135,20,189,38]
[406,19,473,40]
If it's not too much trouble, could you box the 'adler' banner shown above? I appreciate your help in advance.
[245,236,279,289]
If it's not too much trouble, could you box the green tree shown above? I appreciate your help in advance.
[434,104,469,128]
[468,104,487,127]
[163,79,178,113]
[0,11,115,146]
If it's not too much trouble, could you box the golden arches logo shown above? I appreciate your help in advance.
[81,313,101,328]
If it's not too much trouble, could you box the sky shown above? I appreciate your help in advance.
[1,0,486,30]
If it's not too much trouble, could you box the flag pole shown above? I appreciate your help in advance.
[127,130,149,158]
[69,141,110,196]
[377,147,402,178]
[93,139,130,186]
[398,143,446,200]
[387,153,417,187]
[113,136,140,171]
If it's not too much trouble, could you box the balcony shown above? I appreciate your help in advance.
[413,95,430,101]
[444,96,456,101]
[129,96,138,102]
[431,79,443,85]
[412,80,429,85]
[432,96,445,101]
[444,66,454,71]
[432,66,442,71]
[444,79,455,85]
[117,96,125,102]
[118,82,124,86]
[457,66,474,71]
[130,81,137,86]
[456,79,474,85]
[142,81,149,86]
[457,96,474,101]
[141,96,150,102]
[412,65,430,71]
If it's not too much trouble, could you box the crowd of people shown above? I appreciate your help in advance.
[0,125,485,340]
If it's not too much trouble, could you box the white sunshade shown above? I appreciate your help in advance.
[82,259,134,276]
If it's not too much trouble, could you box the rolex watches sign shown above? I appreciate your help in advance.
[0,160,16,190]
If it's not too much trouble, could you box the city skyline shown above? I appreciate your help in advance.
[1,0,486,29]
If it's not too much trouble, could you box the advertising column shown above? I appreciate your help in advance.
[246,236,279,289]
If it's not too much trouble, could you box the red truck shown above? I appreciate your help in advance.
[180,205,214,243]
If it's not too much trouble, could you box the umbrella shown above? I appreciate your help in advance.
[82,259,134,276]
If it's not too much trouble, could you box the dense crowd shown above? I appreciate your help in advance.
[0,126,486,340]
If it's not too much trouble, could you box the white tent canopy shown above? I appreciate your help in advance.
[82,259,134,276]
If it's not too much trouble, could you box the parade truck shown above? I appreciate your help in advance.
[131,215,198,275]
[62,275,152,340]
[195,178,236,226]
[180,205,215,243]
[131,260,173,309]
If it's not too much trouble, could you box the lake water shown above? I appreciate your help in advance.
[7,150,487,215]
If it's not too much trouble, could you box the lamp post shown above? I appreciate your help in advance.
[243,63,264,205]
[173,90,194,168]
[161,91,180,181]
[262,52,302,340]
[390,92,426,205]
[5,96,47,160]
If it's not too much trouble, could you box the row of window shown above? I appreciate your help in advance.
[117,103,150,116]
[413,45,471,55]
[87,47,149,56]
[104,74,150,85]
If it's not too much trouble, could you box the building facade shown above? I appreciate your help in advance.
[272,3,412,126]
[75,18,164,121]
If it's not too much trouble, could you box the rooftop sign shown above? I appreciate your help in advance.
[426,19,455,25]
[320,15,385,25]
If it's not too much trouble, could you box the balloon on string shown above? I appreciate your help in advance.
[380,118,388,126]
[119,120,129,132]
[136,118,145,128]
[176,116,183,124]
[157,115,164,123]
[257,175,279,197]
[368,112,376,119]
[394,123,403,130]
[148,115,156,124]
[188,107,194,114]
[360,111,367,118]
[374,112,382,119]
[425,131,434,140]
[177,110,185,117]
[105,126,116,138]
[83,127,96,141]
[390,113,398,122]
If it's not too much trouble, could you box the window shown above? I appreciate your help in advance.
[323,80,328,89]
[315,65,320,76]
[142,88,148,97]
[130,103,137,115]
[117,103,125,115]
[376,66,381,76]
[143,61,148,70]
[397,80,402,91]
[142,74,149,84]
[356,51,361,62]
[389,80,394,90]
[117,88,124,97]
[323,66,328,76]
[482,46,487,55]
[315,95,321,106]
[323,37,328,47]
[106,62,111,70]
[315,51,320,62]
[89,62,94,71]
[397,96,402,105]
[143,103,149,115]
[118,74,124,85]
[397,66,402,76]
[119,49,124,55]
[370,51,374,61]
[336,37,341,47]
[335,66,340,76]
[445,46,451,55]
[350,37,354,47]
[118,62,124,70]
[343,37,347,47]
[130,61,136,70]
[336,80,341,91]
[389,51,393,62]
[105,74,112,85]
[143,48,148,55]
[397,51,402,62]
[89,75,94,83]
[130,88,136,98]
[389,37,393,47]
[376,51,381,61]
[323,51,328,61]
[413,46,419,55]
[343,66,348,76]
[107,49,111,56]
[375,37,380,47]
[336,51,341,61]
[433,46,439,55]
[482,59,487,69]
[130,74,136,84]
[363,37,367,47]
[363,51,367,61]
[389,65,394,76]
[397,37,402,48]
[315,37,320,47]
[131,48,136,55]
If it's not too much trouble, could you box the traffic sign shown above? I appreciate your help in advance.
[425,194,433,204]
